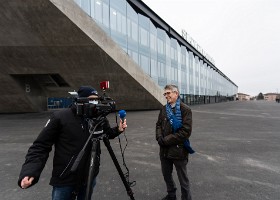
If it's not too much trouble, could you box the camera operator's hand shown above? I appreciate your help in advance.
[21,176,34,189]
[118,119,127,132]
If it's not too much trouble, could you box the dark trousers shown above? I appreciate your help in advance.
[160,157,192,200]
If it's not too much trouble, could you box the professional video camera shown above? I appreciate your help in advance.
[74,81,116,118]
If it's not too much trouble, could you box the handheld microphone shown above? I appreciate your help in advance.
[118,110,126,123]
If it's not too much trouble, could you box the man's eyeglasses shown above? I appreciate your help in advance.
[163,91,174,96]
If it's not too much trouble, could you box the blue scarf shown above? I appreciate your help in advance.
[166,97,195,154]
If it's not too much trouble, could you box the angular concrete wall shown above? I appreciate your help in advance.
[0,0,166,113]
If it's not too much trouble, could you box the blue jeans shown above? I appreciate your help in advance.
[52,178,97,200]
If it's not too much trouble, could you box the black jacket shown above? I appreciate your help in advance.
[18,105,121,188]
[156,102,192,159]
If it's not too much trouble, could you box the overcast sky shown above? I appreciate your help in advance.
[142,0,280,96]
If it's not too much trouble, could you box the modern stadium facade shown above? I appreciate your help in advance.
[0,0,237,113]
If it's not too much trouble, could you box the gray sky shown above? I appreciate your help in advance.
[142,0,280,96]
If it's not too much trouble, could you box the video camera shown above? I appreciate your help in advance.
[74,81,116,119]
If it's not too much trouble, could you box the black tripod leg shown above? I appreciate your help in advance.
[85,139,99,200]
[103,137,135,200]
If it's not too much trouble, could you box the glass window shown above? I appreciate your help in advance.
[181,48,186,67]
[128,50,138,64]
[90,0,94,18]
[158,61,166,78]
[132,22,138,41]
[151,58,157,77]
[140,27,148,46]
[171,67,178,81]
[121,15,126,34]
[157,28,166,55]
[103,2,109,28]
[110,8,117,31]
[166,35,170,59]
[117,12,122,33]
[81,0,90,15]
[127,4,138,64]
[157,39,164,54]
[94,0,102,23]
[140,54,150,75]
[139,15,149,48]
[171,47,175,60]
[150,33,156,51]
[127,3,138,42]
[166,35,171,83]
[127,18,131,37]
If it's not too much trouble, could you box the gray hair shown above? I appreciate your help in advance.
[164,84,180,95]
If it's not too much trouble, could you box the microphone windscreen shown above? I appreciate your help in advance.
[118,110,126,119]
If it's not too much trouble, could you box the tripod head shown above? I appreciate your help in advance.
[86,112,110,139]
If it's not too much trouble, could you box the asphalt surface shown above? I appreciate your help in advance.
[1,100,280,200]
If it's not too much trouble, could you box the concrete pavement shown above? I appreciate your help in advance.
[0,100,280,200]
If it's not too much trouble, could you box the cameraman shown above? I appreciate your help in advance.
[18,86,127,200]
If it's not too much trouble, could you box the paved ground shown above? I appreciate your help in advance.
[1,100,280,200]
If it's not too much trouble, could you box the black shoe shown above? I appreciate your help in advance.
[162,195,177,200]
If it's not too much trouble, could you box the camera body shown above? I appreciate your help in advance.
[68,81,115,118]
[76,96,115,119]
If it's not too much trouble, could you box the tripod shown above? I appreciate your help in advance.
[70,114,135,200]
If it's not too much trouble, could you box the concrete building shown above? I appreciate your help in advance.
[0,0,237,113]
[264,93,279,101]
[237,93,251,101]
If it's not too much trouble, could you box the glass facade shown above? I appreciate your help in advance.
[74,0,238,104]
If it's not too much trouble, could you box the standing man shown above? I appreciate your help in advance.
[18,86,127,200]
[156,84,194,200]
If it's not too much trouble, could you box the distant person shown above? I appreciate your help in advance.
[276,95,280,103]
[156,84,194,200]
[18,86,127,200]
